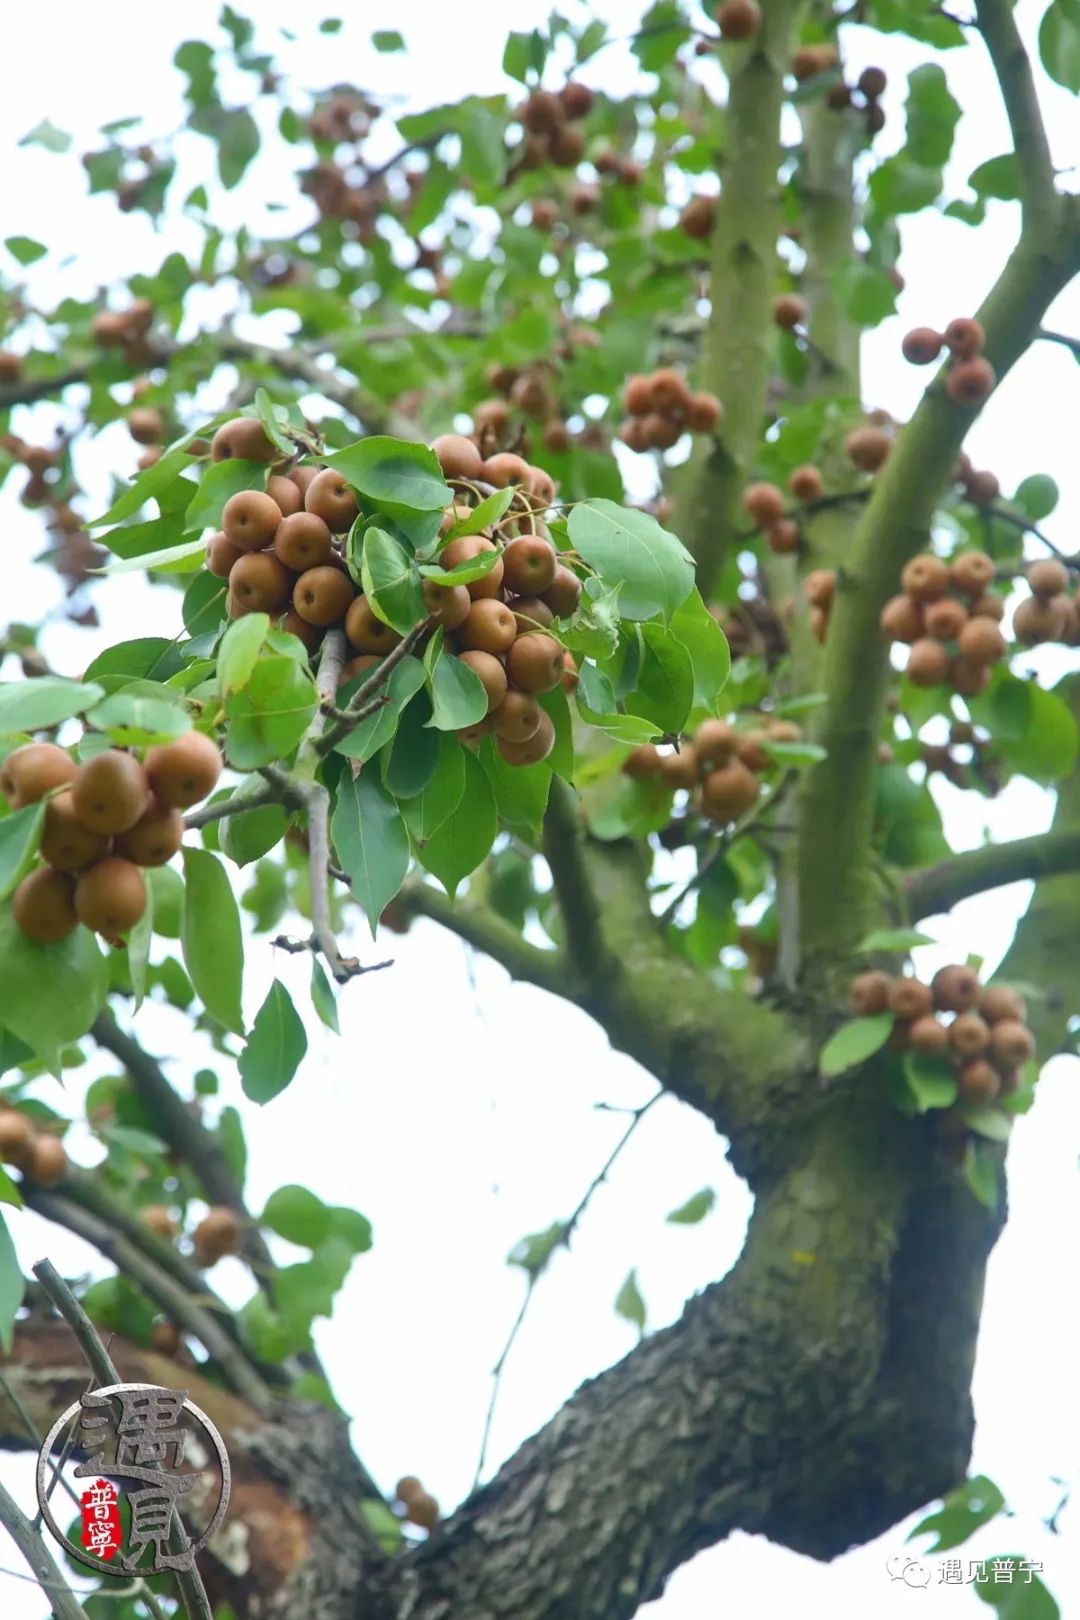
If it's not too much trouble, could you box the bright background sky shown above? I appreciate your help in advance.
[1,2,1079,1616]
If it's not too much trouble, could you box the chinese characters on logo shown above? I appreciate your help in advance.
[886,1553,1045,1589]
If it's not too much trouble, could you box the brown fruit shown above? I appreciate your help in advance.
[293,565,356,627]
[700,760,760,823]
[561,653,579,693]
[496,709,555,767]
[849,970,891,1016]
[901,327,942,365]
[858,65,887,97]
[0,350,24,384]
[694,718,735,769]
[432,434,484,481]
[493,690,543,743]
[1013,594,1068,646]
[931,963,981,1013]
[206,532,244,579]
[506,633,564,694]
[520,89,564,135]
[128,407,165,445]
[792,44,837,79]
[290,465,322,497]
[405,1492,440,1531]
[765,519,798,556]
[619,417,653,453]
[222,489,283,552]
[280,610,325,655]
[543,419,571,453]
[1027,558,1069,599]
[542,566,582,619]
[266,474,303,517]
[140,1205,178,1240]
[923,598,968,640]
[742,482,786,527]
[422,580,471,630]
[989,1018,1034,1068]
[482,452,531,488]
[1,741,76,808]
[151,1320,182,1356]
[946,357,995,406]
[888,978,933,1020]
[964,469,999,507]
[803,569,836,609]
[75,856,147,936]
[686,392,723,433]
[115,798,185,867]
[680,195,716,239]
[622,744,661,780]
[647,369,691,414]
[560,80,594,119]
[622,375,652,416]
[906,639,949,687]
[12,868,78,943]
[949,552,996,597]
[458,651,508,713]
[304,469,359,532]
[211,418,277,463]
[459,599,518,655]
[530,198,559,231]
[773,293,807,330]
[909,1016,948,1055]
[943,317,984,359]
[145,731,223,809]
[788,464,823,502]
[980,984,1026,1025]
[502,537,557,596]
[809,607,829,643]
[957,1060,1000,1106]
[40,791,110,872]
[0,1112,33,1164]
[845,426,891,471]
[229,551,293,613]
[507,596,555,634]
[473,398,510,435]
[343,598,402,656]
[28,1135,67,1187]
[193,1206,243,1264]
[396,1476,424,1504]
[716,0,762,39]
[659,746,700,790]
[949,1012,991,1058]
[71,750,150,835]
[274,511,333,571]
[957,617,1007,665]
[900,554,949,602]
[969,593,1005,622]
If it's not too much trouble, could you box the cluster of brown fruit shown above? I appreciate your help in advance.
[127,381,169,471]
[1011,558,1080,648]
[307,90,377,147]
[142,1201,244,1268]
[742,469,820,557]
[472,361,569,457]
[90,299,156,367]
[902,317,996,407]
[0,1106,68,1187]
[516,82,594,171]
[617,370,723,453]
[825,65,887,135]
[3,733,222,945]
[849,964,1033,1121]
[622,714,800,823]
[301,162,385,239]
[880,550,1009,696]
[394,1476,440,1534]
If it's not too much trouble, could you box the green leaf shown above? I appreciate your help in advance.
[127,876,154,1013]
[857,927,935,953]
[19,119,71,152]
[184,458,268,533]
[760,740,828,768]
[88,447,195,528]
[148,865,184,938]
[83,638,185,682]
[909,1476,1006,1552]
[0,1166,22,1208]
[480,738,552,839]
[965,1138,1001,1209]
[399,735,466,841]
[325,437,452,514]
[633,0,689,68]
[971,672,1079,783]
[508,1222,565,1276]
[459,101,507,189]
[85,686,192,746]
[819,1014,893,1077]
[4,235,47,266]
[217,106,260,188]
[869,156,943,215]
[568,501,695,621]
[218,777,288,867]
[444,487,515,539]
[225,655,318,769]
[373,29,405,50]
[1040,0,1080,92]
[904,62,961,168]
[0,678,104,734]
[426,652,489,731]
[0,1214,24,1354]
[240,981,307,1104]
[902,1052,958,1113]
[625,624,694,733]
[614,1268,646,1336]
[419,549,502,588]
[969,153,1020,201]
[962,1108,1012,1143]
[181,848,245,1034]
[334,656,426,761]
[537,686,574,781]
[0,907,107,1074]
[830,263,898,328]
[1012,474,1058,521]
[98,537,207,575]
[253,392,294,456]
[667,590,730,712]
[383,696,440,796]
[332,771,410,934]
[310,959,340,1035]
[218,613,271,696]
[415,747,497,897]
[974,1567,1059,1617]
[666,1188,716,1224]
[0,804,45,900]
[262,1184,330,1247]
[360,527,427,633]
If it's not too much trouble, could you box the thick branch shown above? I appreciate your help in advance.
[906,830,1080,920]
[541,778,617,989]
[974,0,1057,228]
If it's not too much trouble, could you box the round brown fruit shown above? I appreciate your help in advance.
[493,690,543,742]
[657,747,698,790]
[115,799,185,867]
[622,375,652,416]
[700,760,760,822]
[502,536,557,595]
[716,0,762,39]
[957,1059,1000,1106]
[773,294,807,330]
[280,610,325,655]
[989,1018,1034,1068]
[274,512,333,571]
[405,1493,440,1532]
[788,464,823,502]
[766,518,799,555]
[482,452,531,488]
[980,984,1026,1024]
[12,868,78,943]
[948,1012,991,1058]
[206,532,244,579]
[75,856,147,936]
[694,718,735,769]
[140,1205,178,1240]
[290,465,321,497]
[1,741,76,808]
[648,368,691,414]
[923,598,968,640]
[901,327,943,366]
[845,426,891,471]
[1013,594,1068,647]
[344,596,403,655]
[193,1206,243,1265]
[742,482,786,527]
[304,469,359,533]
[931,963,981,1013]
[71,750,150,835]
[421,580,471,630]
[888,978,933,1020]
[804,570,836,610]
[949,552,996,597]
[144,732,222,811]
[686,392,723,433]
[542,566,582,619]
[560,80,594,119]
[849,970,891,1016]
[0,1111,33,1164]
[969,593,1005,622]
[957,617,1007,665]
[211,418,277,463]
[432,434,484,481]
[266,474,303,517]
[900,553,949,602]
[506,633,564,693]
[151,1320,182,1356]
[496,709,555,767]
[222,490,283,553]
[229,552,293,613]
[28,1135,67,1187]
[906,639,949,687]
[950,655,990,698]
[943,317,984,360]
[508,596,555,633]
[909,1016,948,1055]
[946,357,995,407]
[622,744,660,780]
[40,791,109,872]
[459,599,518,655]
[965,470,999,507]
[1027,558,1069,599]
[293,566,356,627]
[457,651,508,713]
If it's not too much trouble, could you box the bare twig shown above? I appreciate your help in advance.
[0,1477,87,1620]
[315,619,431,757]
[184,778,296,830]
[270,932,394,977]
[1038,327,1080,360]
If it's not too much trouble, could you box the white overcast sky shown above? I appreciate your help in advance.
[1,2,1079,1617]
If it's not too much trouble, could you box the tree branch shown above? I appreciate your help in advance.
[0,1476,87,1620]
[541,778,616,989]
[315,620,431,757]
[974,0,1057,229]
[906,830,1080,920]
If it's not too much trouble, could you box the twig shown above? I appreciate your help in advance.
[984,501,1067,559]
[1037,327,1080,359]
[270,932,394,977]
[184,778,295,830]
[0,1477,87,1620]
[659,772,797,926]
[315,620,431,757]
